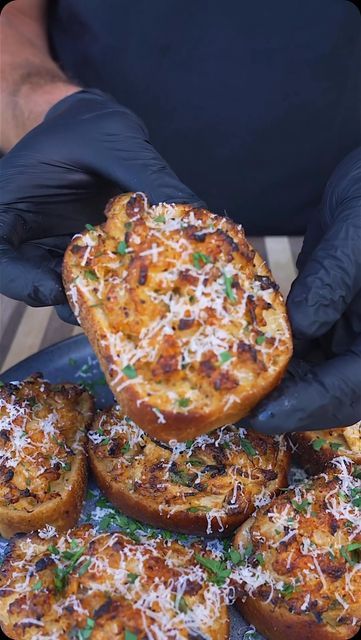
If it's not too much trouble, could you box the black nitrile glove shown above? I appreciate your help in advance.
[0,89,202,324]
[247,147,361,433]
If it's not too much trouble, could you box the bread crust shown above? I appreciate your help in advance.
[88,406,290,537]
[290,423,361,474]
[232,460,361,640]
[0,454,87,538]
[237,595,356,640]
[0,376,94,538]
[63,192,292,442]
[0,524,230,640]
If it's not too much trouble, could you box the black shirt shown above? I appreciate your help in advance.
[48,0,361,234]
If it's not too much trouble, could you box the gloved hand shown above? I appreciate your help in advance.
[247,147,361,433]
[0,89,202,323]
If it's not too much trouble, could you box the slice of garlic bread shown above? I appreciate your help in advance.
[233,458,361,640]
[290,422,361,474]
[0,524,229,640]
[87,405,290,537]
[0,375,94,538]
[63,192,292,442]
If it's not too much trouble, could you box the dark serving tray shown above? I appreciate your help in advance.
[0,334,259,640]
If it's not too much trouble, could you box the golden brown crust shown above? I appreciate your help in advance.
[291,423,361,474]
[63,192,292,442]
[0,376,94,538]
[232,459,361,640]
[0,525,230,640]
[88,406,290,537]
[237,595,356,640]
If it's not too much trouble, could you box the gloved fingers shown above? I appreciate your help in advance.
[0,241,67,306]
[91,133,205,206]
[287,206,361,340]
[244,337,361,434]
[55,303,79,326]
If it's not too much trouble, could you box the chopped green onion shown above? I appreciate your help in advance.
[154,215,166,223]
[255,334,266,345]
[85,223,95,231]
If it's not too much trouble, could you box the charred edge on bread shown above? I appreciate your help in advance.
[126,192,146,218]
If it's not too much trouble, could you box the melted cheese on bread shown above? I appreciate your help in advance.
[63,192,292,441]
[88,405,289,536]
[0,525,229,640]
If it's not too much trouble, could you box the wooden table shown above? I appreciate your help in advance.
[0,236,303,374]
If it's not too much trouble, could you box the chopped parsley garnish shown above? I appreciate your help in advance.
[116,240,127,255]
[187,457,204,467]
[219,351,233,364]
[192,252,212,270]
[280,582,295,598]
[122,364,137,379]
[73,618,95,640]
[52,542,86,592]
[194,553,231,586]
[340,542,361,565]
[223,272,236,302]
[85,223,95,231]
[351,486,361,508]
[330,441,343,451]
[353,465,361,480]
[255,553,265,566]
[240,438,257,457]
[48,544,60,556]
[78,558,92,576]
[177,596,188,613]
[312,438,326,451]
[32,579,42,591]
[178,397,190,408]
[127,572,138,583]
[255,334,266,345]
[187,506,211,513]
[291,498,311,513]
[185,439,194,449]
[84,269,98,281]
[169,470,195,487]
[154,214,166,223]
[125,631,138,640]
[228,548,243,565]
[121,442,131,454]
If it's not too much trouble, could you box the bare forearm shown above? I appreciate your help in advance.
[0,0,80,152]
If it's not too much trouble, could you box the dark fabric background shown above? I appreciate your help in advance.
[45,1,358,234]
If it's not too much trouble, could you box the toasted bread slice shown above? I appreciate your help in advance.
[232,457,361,640]
[0,375,94,538]
[290,422,361,474]
[87,405,290,537]
[63,192,292,442]
[0,524,229,640]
